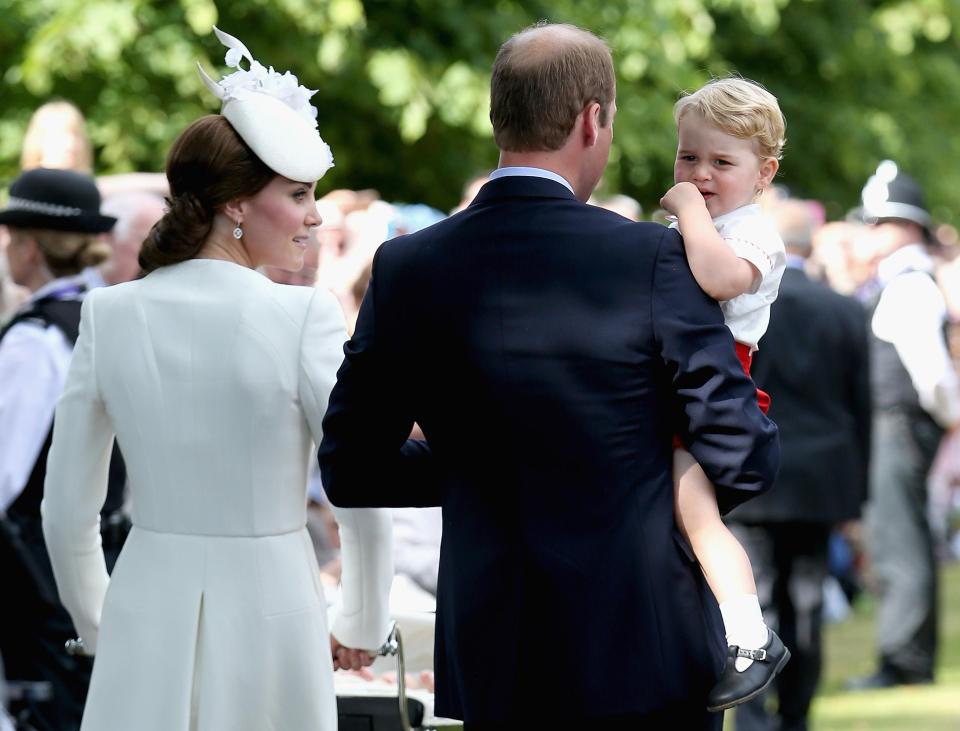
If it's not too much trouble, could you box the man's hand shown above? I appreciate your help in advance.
[660,182,706,217]
[330,635,376,671]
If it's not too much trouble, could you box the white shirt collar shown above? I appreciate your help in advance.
[81,266,107,291]
[27,273,87,304]
[877,243,933,286]
[489,166,575,195]
[712,203,761,227]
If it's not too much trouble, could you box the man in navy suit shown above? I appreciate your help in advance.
[320,22,779,729]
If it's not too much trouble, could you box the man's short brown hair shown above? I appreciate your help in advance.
[490,23,615,152]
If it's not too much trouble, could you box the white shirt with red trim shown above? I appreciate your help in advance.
[681,203,786,351]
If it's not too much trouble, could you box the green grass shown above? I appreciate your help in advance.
[727,562,960,730]
[435,564,960,730]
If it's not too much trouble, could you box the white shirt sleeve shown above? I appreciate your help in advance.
[298,287,393,650]
[0,322,73,512]
[872,271,960,428]
[720,215,780,293]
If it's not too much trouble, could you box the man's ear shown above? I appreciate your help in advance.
[758,157,779,189]
[582,102,602,147]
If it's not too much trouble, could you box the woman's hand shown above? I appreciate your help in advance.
[330,635,375,671]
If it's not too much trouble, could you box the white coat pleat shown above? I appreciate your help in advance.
[41,258,393,731]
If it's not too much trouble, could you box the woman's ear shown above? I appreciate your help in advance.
[17,233,41,262]
[223,198,245,224]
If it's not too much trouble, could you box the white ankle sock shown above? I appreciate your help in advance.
[719,594,769,672]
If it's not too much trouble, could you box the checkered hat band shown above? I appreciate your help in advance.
[7,196,84,217]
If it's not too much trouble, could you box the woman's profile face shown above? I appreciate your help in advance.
[240,176,320,272]
[5,229,40,289]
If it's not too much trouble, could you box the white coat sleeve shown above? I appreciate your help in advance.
[298,287,393,650]
[40,292,113,652]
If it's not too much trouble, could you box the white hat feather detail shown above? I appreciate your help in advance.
[197,27,334,182]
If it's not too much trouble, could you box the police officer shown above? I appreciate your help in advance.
[0,168,127,730]
[847,161,960,689]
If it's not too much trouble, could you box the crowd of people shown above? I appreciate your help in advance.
[0,22,959,731]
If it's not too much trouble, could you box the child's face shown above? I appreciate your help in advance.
[674,112,777,218]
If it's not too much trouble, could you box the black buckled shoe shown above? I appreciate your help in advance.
[706,629,791,712]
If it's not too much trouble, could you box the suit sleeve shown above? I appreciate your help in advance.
[318,244,442,507]
[845,299,872,508]
[298,287,393,650]
[40,292,112,652]
[651,228,780,513]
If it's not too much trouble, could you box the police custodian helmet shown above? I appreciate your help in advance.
[860,160,931,230]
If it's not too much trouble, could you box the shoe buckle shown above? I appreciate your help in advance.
[736,647,767,662]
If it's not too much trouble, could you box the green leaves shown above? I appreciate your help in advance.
[2,0,960,218]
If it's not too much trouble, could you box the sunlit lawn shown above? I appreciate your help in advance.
[726,562,960,730]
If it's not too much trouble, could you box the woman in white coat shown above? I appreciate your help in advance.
[41,30,393,730]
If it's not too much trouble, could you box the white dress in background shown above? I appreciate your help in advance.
[41,258,392,731]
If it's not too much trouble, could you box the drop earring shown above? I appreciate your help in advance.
[233,221,243,240]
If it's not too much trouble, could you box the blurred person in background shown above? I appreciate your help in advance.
[20,101,93,174]
[315,198,346,259]
[0,228,30,324]
[808,221,873,297]
[847,161,960,690]
[591,192,642,221]
[450,172,491,214]
[94,173,168,201]
[313,194,391,323]
[0,167,122,731]
[83,191,165,289]
[929,242,960,560]
[727,198,871,731]
[4,99,95,325]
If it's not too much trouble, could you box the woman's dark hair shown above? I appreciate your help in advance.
[139,115,275,273]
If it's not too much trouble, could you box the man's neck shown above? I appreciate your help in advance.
[499,151,564,171]
[498,151,586,200]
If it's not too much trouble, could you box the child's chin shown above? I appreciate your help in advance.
[709,201,744,218]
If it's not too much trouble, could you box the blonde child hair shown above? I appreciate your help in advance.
[674,77,786,162]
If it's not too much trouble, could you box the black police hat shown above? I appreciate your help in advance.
[0,168,116,234]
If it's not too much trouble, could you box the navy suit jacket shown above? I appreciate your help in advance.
[319,176,779,723]
[730,266,871,524]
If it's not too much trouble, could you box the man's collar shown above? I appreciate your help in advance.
[784,253,807,271]
[489,166,575,195]
[471,172,578,207]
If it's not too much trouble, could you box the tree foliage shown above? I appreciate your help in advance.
[2,0,960,220]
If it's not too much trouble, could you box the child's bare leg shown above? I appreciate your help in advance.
[674,448,767,669]
[674,448,756,600]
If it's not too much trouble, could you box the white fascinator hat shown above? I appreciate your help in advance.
[197,27,334,182]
